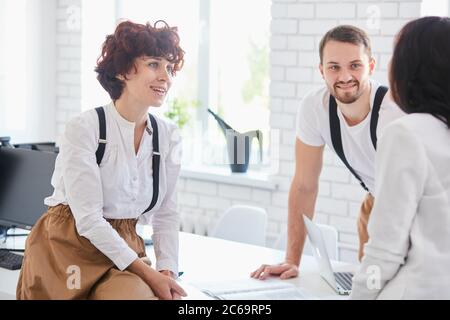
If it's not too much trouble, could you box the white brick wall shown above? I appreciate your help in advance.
[49,0,423,263]
[55,0,82,140]
[316,3,356,19]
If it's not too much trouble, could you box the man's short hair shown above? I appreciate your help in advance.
[319,25,372,64]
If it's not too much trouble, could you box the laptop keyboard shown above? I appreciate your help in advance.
[334,272,353,291]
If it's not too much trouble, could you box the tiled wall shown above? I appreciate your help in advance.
[54,0,422,262]
[55,0,83,138]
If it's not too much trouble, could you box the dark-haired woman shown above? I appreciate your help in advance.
[17,20,187,300]
[351,16,450,299]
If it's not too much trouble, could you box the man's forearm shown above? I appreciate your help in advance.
[285,183,318,266]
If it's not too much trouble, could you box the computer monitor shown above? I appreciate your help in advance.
[0,147,57,229]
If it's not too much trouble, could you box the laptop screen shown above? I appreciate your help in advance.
[302,215,337,288]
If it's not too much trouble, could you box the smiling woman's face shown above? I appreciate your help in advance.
[320,40,375,104]
[120,56,175,107]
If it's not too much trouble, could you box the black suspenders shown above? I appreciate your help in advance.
[370,86,388,150]
[144,115,160,214]
[95,107,107,166]
[94,107,160,213]
[329,86,388,192]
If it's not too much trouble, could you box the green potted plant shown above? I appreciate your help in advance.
[164,98,199,130]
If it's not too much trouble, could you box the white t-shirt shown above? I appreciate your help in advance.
[295,80,405,193]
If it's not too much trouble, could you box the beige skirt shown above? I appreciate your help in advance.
[16,204,156,300]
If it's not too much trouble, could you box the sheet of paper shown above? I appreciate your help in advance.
[190,278,314,300]
[219,287,311,300]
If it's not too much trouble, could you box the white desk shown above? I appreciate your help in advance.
[0,231,356,300]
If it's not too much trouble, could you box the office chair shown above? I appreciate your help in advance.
[210,205,267,246]
[274,222,339,260]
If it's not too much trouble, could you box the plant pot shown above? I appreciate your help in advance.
[225,131,251,173]
[208,109,262,174]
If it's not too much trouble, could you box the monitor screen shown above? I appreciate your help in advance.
[0,147,57,229]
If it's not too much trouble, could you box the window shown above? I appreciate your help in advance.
[81,0,116,111]
[201,0,271,172]
[0,0,55,144]
[0,0,27,142]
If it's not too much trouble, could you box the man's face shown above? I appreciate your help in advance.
[320,40,375,104]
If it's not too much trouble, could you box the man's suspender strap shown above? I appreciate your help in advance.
[95,107,107,166]
[94,106,160,213]
[370,86,388,149]
[328,86,388,192]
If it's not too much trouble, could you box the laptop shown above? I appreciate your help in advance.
[303,215,353,295]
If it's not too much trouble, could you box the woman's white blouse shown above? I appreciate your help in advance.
[45,102,182,273]
[350,113,450,299]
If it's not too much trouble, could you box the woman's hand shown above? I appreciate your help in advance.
[160,270,176,279]
[127,258,187,300]
[146,269,186,300]
[159,270,183,299]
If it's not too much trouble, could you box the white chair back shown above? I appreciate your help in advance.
[210,205,267,246]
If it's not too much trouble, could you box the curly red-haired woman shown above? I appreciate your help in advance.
[17,20,187,300]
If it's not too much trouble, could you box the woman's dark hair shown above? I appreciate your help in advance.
[95,20,185,100]
[319,25,372,64]
[390,16,450,128]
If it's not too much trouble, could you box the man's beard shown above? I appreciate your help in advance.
[330,80,364,104]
